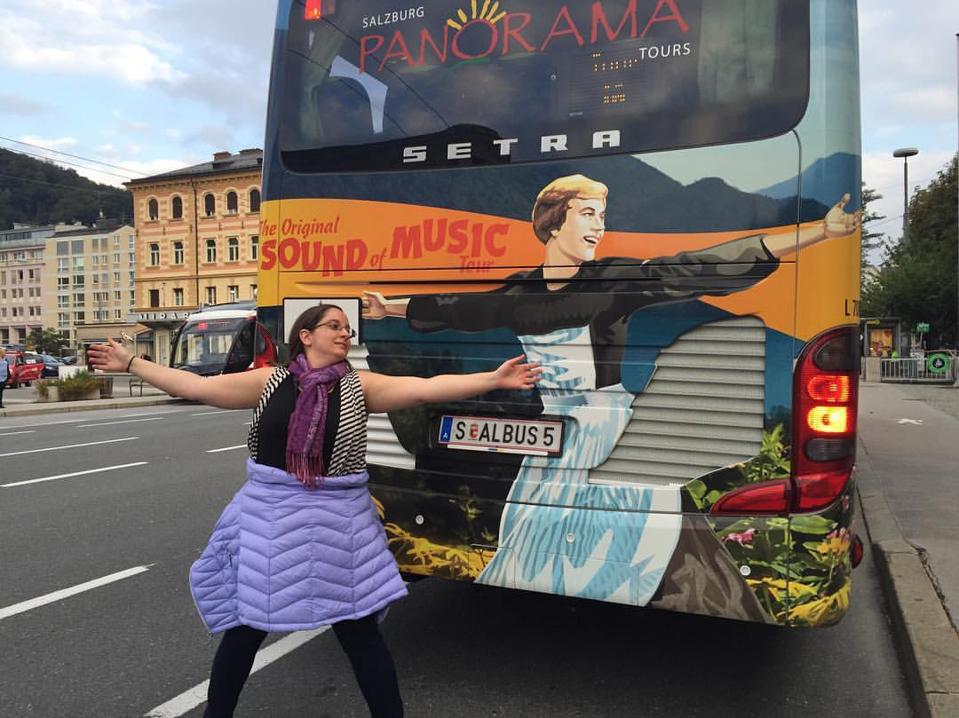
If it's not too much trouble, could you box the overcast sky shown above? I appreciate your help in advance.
[0,0,956,256]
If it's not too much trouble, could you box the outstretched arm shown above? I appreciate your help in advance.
[87,339,273,410]
[363,291,409,320]
[762,193,861,258]
[358,355,542,414]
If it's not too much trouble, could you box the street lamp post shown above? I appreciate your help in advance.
[893,147,919,245]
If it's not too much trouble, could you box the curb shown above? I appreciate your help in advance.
[0,396,186,418]
[857,446,959,718]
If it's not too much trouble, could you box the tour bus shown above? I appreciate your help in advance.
[170,302,276,376]
[256,0,864,627]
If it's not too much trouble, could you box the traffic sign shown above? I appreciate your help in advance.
[916,322,930,333]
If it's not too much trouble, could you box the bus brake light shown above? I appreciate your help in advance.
[305,0,323,20]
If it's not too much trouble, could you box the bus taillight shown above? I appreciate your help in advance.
[791,327,859,513]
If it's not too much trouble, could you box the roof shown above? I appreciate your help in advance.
[126,149,263,186]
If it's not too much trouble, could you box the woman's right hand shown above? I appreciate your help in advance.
[87,339,134,373]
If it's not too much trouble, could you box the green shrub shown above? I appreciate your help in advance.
[35,380,52,399]
[56,371,99,401]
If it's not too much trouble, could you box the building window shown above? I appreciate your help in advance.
[114,309,122,320]
[72,240,84,254]
[172,196,183,219]
[228,285,239,302]
[250,284,258,300]
[113,271,121,283]
[173,288,184,306]
[148,198,159,221]
[75,311,86,324]
[149,243,160,266]
[173,241,184,265]
[205,239,216,263]
[226,191,238,214]
[58,258,69,272]
[149,289,160,308]
[57,241,69,256]
[204,193,216,217]
[58,277,69,288]
[249,188,261,213]
[205,286,217,305]
[228,237,239,262]
[250,235,258,260]
[113,252,121,264]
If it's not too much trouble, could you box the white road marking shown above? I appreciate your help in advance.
[1,462,148,488]
[191,409,243,416]
[143,628,329,718]
[0,430,36,437]
[0,565,153,621]
[206,444,246,453]
[897,418,924,425]
[0,418,90,429]
[0,436,138,458]
[77,417,164,428]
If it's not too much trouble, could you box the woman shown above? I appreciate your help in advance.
[0,347,8,408]
[87,304,540,718]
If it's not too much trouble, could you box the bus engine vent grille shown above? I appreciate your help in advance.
[589,316,767,488]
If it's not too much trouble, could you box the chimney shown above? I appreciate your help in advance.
[213,151,232,161]
[238,148,261,156]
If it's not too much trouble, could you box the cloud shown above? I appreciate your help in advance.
[0,93,49,116]
[859,0,959,135]
[0,1,184,84]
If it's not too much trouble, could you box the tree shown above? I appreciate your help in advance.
[862,154,958,347]
[859,182,886,294]
[25,328,69,356]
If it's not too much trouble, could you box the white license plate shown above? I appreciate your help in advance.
[438,415,563,456]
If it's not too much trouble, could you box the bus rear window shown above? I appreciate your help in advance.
[278,0,809,172]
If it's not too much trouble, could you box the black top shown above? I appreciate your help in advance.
[253,374,341,472]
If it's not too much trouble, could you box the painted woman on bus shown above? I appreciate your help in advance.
[87,305,541,718]
[362,174,860,608]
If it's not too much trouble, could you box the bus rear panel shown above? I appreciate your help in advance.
[258,0,863,627]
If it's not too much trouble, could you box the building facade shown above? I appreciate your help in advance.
[42,221,138,351]
[0,225,55,346]
[125,149,262,364]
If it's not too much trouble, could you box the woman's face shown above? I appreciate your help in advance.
[549,197,606,263]
[300,308,352,366]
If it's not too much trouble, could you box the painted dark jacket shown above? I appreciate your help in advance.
[407,234,778,388]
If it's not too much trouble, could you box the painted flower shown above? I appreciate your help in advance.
[722,528,757,546]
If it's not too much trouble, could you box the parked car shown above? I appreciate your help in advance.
[4,350,44,387]
[38,354,62,378]
[61,355,78,365]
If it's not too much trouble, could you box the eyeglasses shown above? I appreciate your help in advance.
[312,321,356,338]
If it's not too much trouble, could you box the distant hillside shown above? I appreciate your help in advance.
[0,148,133,230]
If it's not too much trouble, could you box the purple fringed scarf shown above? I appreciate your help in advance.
[286,355,350,488]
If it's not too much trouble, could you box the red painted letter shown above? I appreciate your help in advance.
[640,0,689,38]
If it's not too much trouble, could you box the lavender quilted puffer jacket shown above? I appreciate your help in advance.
[190,459,408,634]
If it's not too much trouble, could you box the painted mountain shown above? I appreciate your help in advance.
[757,152,861,215]
[291,154,830,234]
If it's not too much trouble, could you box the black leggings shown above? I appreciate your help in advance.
[203,616,403,718]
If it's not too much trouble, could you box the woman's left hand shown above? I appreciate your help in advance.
[493,355,543,390]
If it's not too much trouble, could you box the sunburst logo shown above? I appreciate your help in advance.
[447,0,507,30]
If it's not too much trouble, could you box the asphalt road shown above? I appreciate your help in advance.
[0,405,913,717]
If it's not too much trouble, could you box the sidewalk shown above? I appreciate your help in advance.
[0,392,185,418]
[857,381,959,718]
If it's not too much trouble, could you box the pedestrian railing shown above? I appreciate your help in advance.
[879,354,958,383]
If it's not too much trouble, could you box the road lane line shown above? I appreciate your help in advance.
[191,409,243,416]
[143,628,329,718]
[77,417,164,428]
[0,565,153,621]
[0,430,36,437]
[0,418,88,429]
[1,462,149,488]
[0,436,138,458]
[206,444,246,453]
